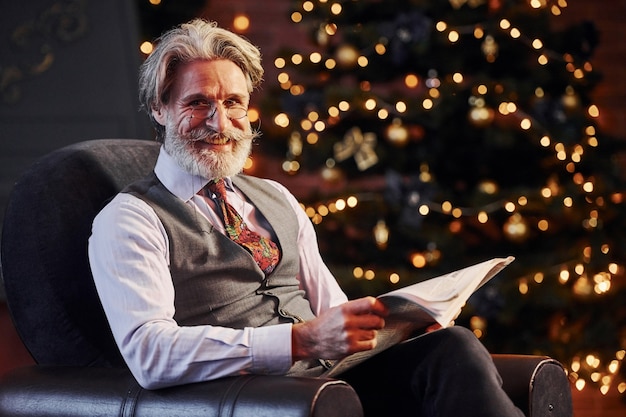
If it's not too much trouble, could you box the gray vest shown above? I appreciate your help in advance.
[123,172,317,329]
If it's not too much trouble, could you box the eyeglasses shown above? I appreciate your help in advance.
[189,102,248,121]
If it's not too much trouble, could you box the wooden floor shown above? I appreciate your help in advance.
[0,302,624,415]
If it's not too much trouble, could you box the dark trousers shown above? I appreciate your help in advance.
[339,326,525,417]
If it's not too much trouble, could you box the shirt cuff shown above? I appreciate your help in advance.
[250,323,293,375]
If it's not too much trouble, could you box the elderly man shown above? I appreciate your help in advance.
[88,19,523,417]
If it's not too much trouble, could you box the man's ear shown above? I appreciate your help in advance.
[152,106,167,125]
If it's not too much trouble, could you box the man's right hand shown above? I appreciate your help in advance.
[291,296,388,361]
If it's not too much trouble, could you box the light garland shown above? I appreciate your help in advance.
[280,0,623,394]
[276,0,599,184]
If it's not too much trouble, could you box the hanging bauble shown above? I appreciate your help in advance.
[335,44,360,68]
[320,159,344,184]
[288,131,303,158]
[488,0,503,13]
[468,104,495,127]
[385,118,410,147]
[573,276,593,297]
[481,35,498,62]
[373,219,390,250]
[478,179,499,195]
[426,247,442,265]
[470,315,487,335]
[561,86,581,112]
[449,0,466,8]
[449,0,487,9]
[316,24,330,46]
[503,213,529,243]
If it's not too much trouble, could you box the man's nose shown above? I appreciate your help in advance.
[205,105,230,131]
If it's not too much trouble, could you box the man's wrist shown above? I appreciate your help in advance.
[291,322,307,361]
[251,324,292,374]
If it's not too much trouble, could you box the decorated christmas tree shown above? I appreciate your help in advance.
[258,0,626,396]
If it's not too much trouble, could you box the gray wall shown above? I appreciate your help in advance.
[0,0,153,297]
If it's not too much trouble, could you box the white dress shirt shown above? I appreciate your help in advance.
[88,146,347,389]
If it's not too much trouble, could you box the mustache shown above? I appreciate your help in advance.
[186,127,254,143]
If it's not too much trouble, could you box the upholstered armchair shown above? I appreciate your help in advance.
[0,139,572,416]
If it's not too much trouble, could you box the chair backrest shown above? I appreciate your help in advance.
[1,139,160,367]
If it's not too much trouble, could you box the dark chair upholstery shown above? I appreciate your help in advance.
[0,139,572,416]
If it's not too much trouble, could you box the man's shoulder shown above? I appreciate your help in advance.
[233,174,289,195]
[98,191,156,218]
[122,171,161,195]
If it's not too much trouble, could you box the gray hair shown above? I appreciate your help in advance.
[138,19,264,141]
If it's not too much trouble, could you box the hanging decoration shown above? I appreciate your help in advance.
[335,43,360,68]
[266,0,626,397]
[334,127,379,171]
[503,213,530,243]
[320,159,344,184]
[373,219,390,250]
[481,35,499,62]
[384,118,410,147]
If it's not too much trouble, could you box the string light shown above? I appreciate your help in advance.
[276,0,622,393]
[232,14,250,32]
[140,41,153,55]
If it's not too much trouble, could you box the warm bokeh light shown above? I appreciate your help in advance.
[233,14,250,32]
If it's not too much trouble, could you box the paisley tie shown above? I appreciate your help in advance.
[206,178,280,275]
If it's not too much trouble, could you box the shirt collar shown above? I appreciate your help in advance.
[154,146,235,201]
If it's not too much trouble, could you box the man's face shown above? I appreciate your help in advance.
[152,59,256,179]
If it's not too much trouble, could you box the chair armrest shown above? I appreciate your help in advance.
[0,365,363,417]
[492,354,573,417]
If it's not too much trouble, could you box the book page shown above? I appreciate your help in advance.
[322,256,515,378]
[380,256,515,327]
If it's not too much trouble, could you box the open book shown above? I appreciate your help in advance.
[322,256,515,377]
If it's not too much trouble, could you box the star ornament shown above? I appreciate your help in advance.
[333,126,379,171]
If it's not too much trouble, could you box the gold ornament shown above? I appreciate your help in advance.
[335,44,360,68]
[481,35,498,62]
[478,180,499,194]
[561,86,581,111]
[385,118,410,147]
[334,126,379,171]
[468,105,495,127]
[488,0,503,13]
[449,0,487,8]
[573,276,593,297]
[288,131,303,157]
[316,25,329,46]
[320,159,344,184]
[373,219,390,250]
[503,213,529,243]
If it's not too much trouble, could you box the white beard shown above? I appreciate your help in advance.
[163,122,257,179]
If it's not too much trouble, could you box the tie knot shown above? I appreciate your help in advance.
[206,178,227,201]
